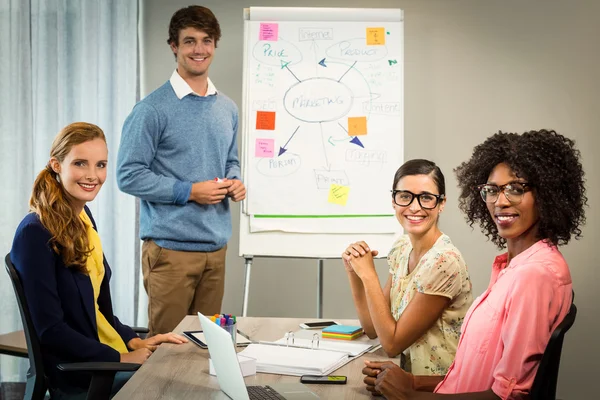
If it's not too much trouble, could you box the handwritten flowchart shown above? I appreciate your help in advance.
[245,19,403,217]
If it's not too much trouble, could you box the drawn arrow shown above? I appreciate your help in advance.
[320,123,331,171]
[319,58,327,67]
[278,126,300,156]
[336,122,365,148]
[309,40,320,75]
[350,136,365,148]
[327,135,352,146]
[281,60,301,82]
[337,61,357,82]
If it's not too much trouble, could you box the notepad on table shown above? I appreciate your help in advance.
[322,325,364,340]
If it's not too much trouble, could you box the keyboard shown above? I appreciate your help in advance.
[247,385,286,400]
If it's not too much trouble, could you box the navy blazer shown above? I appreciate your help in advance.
[10,206,137,390]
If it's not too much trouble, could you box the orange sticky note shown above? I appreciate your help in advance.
[256,111,276,130]
[348,116,368,135]
[366,27,385,45]
[328,184,350,206]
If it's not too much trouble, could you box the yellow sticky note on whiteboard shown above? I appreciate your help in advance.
[328,184,350,206]
[366,27,385,45]
[348,116,368,135]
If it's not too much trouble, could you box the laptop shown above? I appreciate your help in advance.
[198,312,320,400]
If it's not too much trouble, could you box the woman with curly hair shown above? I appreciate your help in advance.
[362,129,586,400]
[10,122,188,399]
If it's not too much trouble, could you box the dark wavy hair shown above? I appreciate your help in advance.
[167,5,221,56]
[454,129,586,248]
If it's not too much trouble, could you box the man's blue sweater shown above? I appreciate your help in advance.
[117,81,240,252]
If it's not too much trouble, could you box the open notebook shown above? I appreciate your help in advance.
[237,343,350,376]
[273,329,380,357]
[273,336,373,357]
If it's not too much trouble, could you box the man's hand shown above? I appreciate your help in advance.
[226,179,246,202]
[189,180,233,204]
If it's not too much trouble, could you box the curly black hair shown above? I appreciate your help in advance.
[454,129,587,248]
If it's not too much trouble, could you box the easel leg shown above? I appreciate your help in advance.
[317,259,324,318]
[242,257,253,317]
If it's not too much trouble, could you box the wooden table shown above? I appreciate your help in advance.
[114,317,394,399]
[0,330,27,358]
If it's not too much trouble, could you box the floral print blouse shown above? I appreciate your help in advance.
[388,234,473,375]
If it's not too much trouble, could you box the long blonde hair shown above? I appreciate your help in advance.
[30,122,107,272]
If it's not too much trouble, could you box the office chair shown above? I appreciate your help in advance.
[530,301,577,400]
[4,254,141,400]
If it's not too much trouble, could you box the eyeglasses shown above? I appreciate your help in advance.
[391,190,445,210]
[476,182,532,204]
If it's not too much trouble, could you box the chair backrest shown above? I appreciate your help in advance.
[5,253,48,400]
[530,302,577,400]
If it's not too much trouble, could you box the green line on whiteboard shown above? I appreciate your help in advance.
[253,214,393,219]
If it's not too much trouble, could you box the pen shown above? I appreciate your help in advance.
[214,177,223,183]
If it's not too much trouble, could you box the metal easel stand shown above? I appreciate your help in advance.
[241,256,325,318]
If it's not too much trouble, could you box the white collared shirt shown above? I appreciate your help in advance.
[169,69,218,99]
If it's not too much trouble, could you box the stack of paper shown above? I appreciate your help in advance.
[237,343,350,376]
[322,325,364,340]
[273,336,372,357]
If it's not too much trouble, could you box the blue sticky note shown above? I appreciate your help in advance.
[322,325,362,334]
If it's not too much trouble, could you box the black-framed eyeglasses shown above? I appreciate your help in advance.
[391,190,445,210]
[476,182,532,204]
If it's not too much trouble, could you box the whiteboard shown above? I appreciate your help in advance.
[239,7,403,258]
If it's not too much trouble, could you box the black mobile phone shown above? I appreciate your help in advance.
[300,375,347,384]
[299,321,338,329]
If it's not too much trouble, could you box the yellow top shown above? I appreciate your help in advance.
[80,210,128,354]
[387,234,473,375]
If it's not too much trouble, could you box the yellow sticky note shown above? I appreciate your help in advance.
[366,27,385,45]
[328,184,350,206]
[348,116,368,135]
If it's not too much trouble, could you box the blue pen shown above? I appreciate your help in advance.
[215,317,221,327]
[224,315,230,324]
[227,318,234,326]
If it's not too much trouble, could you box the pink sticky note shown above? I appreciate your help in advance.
[255,138,275,158]
[259,23,278,41]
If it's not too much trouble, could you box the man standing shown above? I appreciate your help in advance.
[117,5,245,336]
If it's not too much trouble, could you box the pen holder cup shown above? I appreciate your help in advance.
[221,322,237,346]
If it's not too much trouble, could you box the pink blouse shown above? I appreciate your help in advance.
[434,240,572,399]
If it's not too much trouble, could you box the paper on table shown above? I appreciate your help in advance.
[238,343,350,376]
[273,336,372,357]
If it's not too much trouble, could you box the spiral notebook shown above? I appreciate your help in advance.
[237,343,350,376]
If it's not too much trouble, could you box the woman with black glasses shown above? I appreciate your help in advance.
[342,159,473,376]
[363,130,585,400]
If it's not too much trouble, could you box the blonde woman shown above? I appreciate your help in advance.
[10,122,187,399]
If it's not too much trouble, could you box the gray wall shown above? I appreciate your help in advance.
[140,1,598,398]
